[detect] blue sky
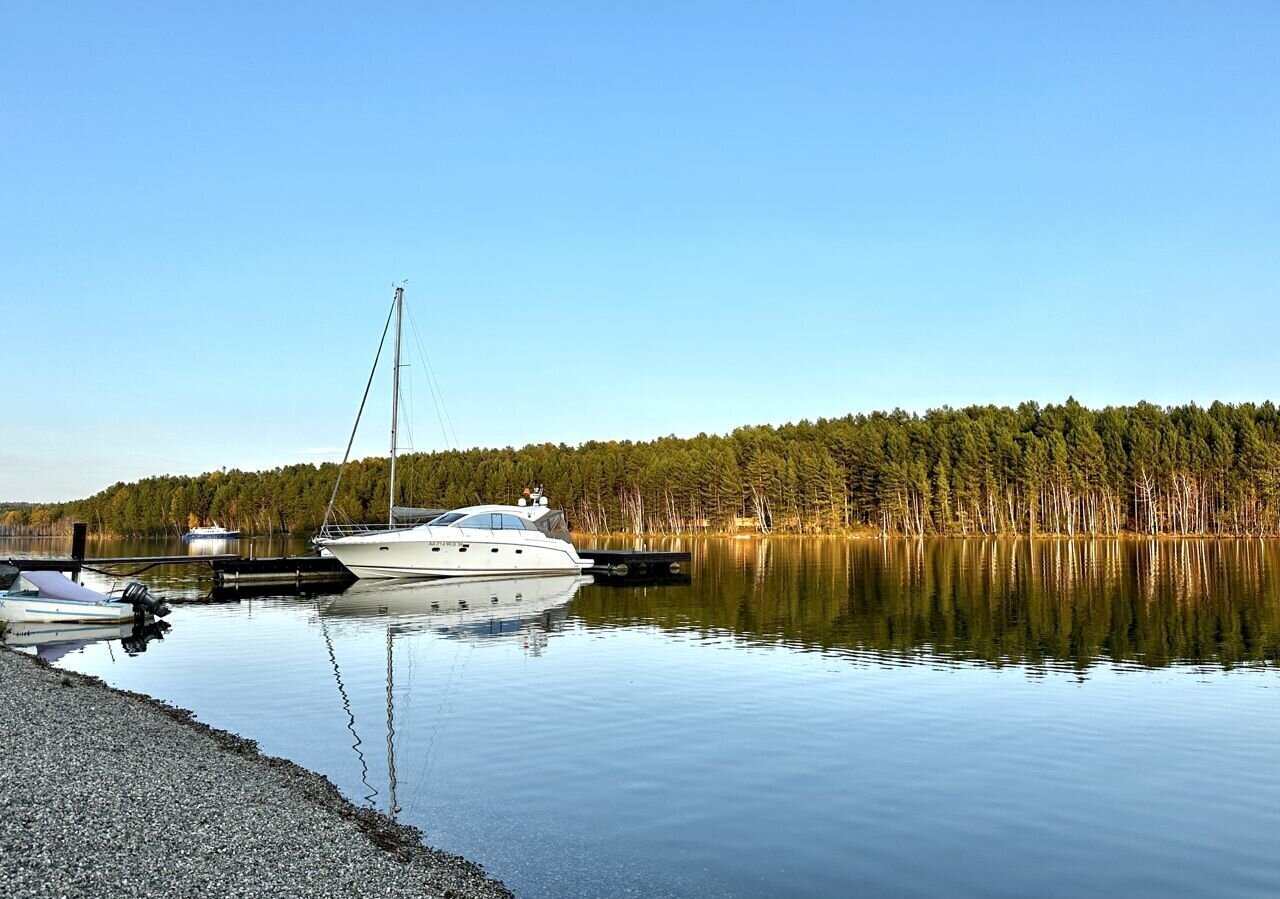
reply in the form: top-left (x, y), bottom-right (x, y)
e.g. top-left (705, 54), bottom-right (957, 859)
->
top-left (2, 2), bottom-right (1277, 502)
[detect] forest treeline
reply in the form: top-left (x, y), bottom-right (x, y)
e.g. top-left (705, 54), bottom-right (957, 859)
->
top-left (6, 399), bottom-right (1280, 538)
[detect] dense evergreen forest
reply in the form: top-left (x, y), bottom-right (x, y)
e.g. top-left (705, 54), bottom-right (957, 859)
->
top-left (6, 399), bottom-right (1280, 538)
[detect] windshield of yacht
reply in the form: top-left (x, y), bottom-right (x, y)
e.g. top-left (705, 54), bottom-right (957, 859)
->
top-left (426, 512), bottom-right (466, 526)
top-left (455, 513), bottom-right (535, 530)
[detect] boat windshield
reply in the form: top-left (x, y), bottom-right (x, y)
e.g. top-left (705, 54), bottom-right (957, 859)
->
top-left (427, 512), bottom-right (466, 526)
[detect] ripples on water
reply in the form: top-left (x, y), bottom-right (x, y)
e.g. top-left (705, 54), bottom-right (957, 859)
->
top-left (5, 536), bottom-right (1280, 898)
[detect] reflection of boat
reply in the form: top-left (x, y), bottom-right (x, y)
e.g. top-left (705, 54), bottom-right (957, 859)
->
top-left (186, 537), bottom-right (238, 556)
top-left (0, 567), bottom-right (171, 624)
top-left (5, 621), bottom-right (134, 649)
top-left (182, 524), bottom-right (240, 541)
top-left (319, 573), bottom-right (590, 818)
top-left (318, 491), bottom-right (592, 579)
top-left (324, 573), bottom-right (591, 633)
top-left (5, 620), bottom-right (172, 662)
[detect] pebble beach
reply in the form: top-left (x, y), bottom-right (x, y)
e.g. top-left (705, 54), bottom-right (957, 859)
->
top-left (0, 647), bottom-right (514, 899)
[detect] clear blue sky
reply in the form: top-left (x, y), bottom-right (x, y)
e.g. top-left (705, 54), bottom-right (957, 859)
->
top-left (2, 2), bottom-right (1277, 502)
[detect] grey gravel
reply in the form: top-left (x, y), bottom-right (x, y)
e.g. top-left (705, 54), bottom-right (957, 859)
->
top-left (0, 647), bottom-right (515, 899)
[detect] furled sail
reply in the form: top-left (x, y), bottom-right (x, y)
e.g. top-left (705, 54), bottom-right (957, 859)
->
top-left (392, 506), bottom-right (448, 522)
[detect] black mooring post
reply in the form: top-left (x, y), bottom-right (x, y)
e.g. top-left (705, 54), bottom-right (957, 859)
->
top-left (71, 523), bottom-right (87, 561)
top-left (71, 522), bottom-right (87, 579)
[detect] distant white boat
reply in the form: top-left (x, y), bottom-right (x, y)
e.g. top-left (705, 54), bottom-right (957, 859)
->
top-left (0, 568), bottom-right (171, 624)
top-left (182, 524), bottom-right (240, 541)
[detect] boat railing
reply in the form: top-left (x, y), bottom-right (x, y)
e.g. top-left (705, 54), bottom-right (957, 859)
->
top-left (317, 522), bottom-right (411, 540)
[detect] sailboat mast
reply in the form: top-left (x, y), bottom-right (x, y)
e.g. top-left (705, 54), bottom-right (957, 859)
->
top-left (388, 286), bottom-right (404, 527)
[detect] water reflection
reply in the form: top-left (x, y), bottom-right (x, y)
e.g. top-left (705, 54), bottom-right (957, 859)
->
top-left (324, 573), bottom-right (591, 646)
top-left (10, 536), bottom-right (1280, 899)
top-left (578, 538), bottom-right (1280, 670)
top-left (185, 537), bottom-right (238, 556)
top-left (7, 535), bottom-right (1280, 671)
top-left (317, 574), bottom-right (592, 816)
top-left (5, 619), bottom-right (171, 662)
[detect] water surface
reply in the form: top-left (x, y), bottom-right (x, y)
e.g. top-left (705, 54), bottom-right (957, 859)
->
top-left (5, 536), bottom-right (1279, 898)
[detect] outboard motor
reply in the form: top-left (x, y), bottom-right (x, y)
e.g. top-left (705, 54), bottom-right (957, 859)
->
top-left (121, 582), bottom-right (172, 619)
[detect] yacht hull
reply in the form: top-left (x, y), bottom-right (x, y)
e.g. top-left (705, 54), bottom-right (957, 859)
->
top-left (0, 595), bottom-right (136, 623)
top-left (317, 527), bottom-right (592, 579)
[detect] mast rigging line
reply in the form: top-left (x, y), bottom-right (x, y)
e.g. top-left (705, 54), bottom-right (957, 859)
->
top-left (321, 295), bottom-right (397, 533)
top-left (404, 303), bottom-right (460, 452)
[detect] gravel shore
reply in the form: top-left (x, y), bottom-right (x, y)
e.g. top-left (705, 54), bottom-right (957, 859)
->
top-left (0, 647), bottom-right (515, 899)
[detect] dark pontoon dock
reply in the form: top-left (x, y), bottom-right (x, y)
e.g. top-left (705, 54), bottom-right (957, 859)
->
top-left (207, 548), bottom-right (690, 586)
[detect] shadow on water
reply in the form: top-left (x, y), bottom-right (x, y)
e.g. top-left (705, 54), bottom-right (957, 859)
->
top-left (575, 537), bottom-right (1280, 671)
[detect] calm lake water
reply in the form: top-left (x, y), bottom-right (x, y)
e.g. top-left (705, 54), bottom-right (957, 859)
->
top-left (5, 535), bottom-right (1280, 898)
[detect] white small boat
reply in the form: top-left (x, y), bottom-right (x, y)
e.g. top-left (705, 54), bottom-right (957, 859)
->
top-left (0, 568), bottom-right (171, 624)
top-left (182, 524), bottom-right (240, 541)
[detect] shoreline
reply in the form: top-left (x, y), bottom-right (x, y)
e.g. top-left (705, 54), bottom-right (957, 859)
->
top-left (10, 530), bottom-right (1280, 542)
top-left (0, 646), bottom-right (514, 899)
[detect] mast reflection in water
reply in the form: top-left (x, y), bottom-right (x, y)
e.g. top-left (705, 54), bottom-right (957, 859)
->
top-left (318, 573), bottom-right (592, 816)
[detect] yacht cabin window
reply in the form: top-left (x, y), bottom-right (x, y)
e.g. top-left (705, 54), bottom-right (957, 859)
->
top-left (457, 514), bottom-right (496, 529)
top-left (438, 512), bottom-right (535, 530)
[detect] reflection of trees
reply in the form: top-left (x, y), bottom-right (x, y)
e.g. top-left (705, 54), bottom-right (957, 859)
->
top-left (573, 538), bottom-right (1280, 670)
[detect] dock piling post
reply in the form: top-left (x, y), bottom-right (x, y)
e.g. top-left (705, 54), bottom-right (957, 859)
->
top-left (71, 522), bottom-right (87, 579)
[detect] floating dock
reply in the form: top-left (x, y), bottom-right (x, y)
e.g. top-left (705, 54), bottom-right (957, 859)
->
top-left (210, 556), bottom-right (350, 586)
top-left (5, 554), bottom-right (241, 575)
top-left (576, 549), bottom-right (689, 577)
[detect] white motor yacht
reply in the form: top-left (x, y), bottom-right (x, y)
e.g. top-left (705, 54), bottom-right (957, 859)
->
top-left (314, 287), bottom-right (590, 579)
top-left (316, 492), bottom-right (592, 579)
